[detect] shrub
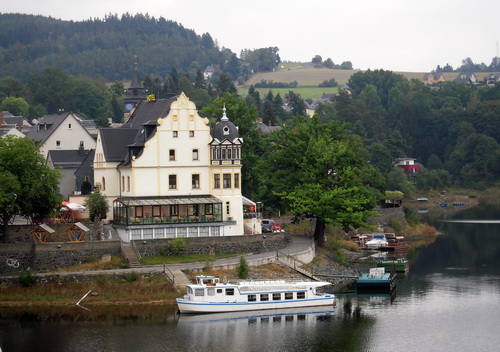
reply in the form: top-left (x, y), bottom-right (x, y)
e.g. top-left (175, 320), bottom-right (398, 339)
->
top-left (169, 238), bottom-right (187, 256)
top-left (84, 256), bottom-right (97, 263)
top-left (123, 271), bottom-right (139, 282)
top-left (404, 207), bottom-right (420, 225)
top-left (389, 219), bottom-right (404, 233)
top-left (237, 256), bottom-right (249, 279)
top-left (19, 269), bottom-right (37, 287)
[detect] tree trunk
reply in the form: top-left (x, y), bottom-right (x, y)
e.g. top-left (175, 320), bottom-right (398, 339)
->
top-left (313, 217), bottom-right (326, 247)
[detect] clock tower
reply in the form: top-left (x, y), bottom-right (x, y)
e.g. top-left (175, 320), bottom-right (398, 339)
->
top-left (124, 57), bottom-right (147, 117)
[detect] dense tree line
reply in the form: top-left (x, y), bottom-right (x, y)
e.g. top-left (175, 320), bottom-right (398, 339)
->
top-left (436, 57), bottom-right (500, 73)
top-left (0, 13), bottom-right (280, 83)
top-left (0, 66), bottom-right (239, 122)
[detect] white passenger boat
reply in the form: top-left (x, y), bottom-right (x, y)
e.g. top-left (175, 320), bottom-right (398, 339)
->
top-left (176, 275), bottom-right (335, 314)
top-left (365, 234), bottom-right (389, 249)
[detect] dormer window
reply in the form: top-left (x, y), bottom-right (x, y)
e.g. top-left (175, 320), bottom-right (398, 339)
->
top-left (223, 126), bottom-right (230, 135)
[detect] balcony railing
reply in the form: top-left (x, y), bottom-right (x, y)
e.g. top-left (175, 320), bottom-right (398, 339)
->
top-left (114, 214), bottom-right (223, 226)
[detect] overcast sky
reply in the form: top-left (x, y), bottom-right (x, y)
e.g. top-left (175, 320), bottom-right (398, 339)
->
top-left (3, 0), bottom-right (499, 72)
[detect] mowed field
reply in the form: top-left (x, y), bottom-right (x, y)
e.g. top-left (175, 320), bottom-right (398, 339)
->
top-left (239, 65), bottom-right (496, 99)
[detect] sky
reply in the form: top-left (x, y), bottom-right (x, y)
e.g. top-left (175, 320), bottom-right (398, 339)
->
top-left (2, 0), bottom-right (499, 72)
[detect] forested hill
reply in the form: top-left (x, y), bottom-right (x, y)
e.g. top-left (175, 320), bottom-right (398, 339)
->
top-left (0, 13), bottom-right (225, 81)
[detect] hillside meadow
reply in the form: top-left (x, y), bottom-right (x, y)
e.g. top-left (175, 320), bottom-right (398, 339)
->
top-left (239, 66), bottom-right (497, 99)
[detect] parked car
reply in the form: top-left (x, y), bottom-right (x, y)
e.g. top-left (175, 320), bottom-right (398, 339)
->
top-left (261, 219), bottom-right (275, 233)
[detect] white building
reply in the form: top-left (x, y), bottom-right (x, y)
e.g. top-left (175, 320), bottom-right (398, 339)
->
top-left (94, 93), bottom-right (255, 242)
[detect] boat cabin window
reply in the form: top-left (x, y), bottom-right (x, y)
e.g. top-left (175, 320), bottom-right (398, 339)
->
top-left (273, 293), bottom-right (281, 301)
top-left (248, 294), bottom-right (257, 302)
top-left (297, 292), bottom-right (306, 299)
top-left (187, 287), bottom-right (193, 295)
top-left (217, 289), bottom-right (223, 294)
top-left (195, 289), bottom-right (205, 296)
top-left (260, 294), bottom-right (269, 301)
top-left (226, 288), bottom-right (235, 296)
top-left (207, 288), bottom-right (215, 296)
top-left (285, 292), bottom-right (293, 300)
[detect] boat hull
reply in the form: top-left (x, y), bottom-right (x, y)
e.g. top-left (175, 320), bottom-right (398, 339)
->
top-left (176, 296), bottom-right (335, 314)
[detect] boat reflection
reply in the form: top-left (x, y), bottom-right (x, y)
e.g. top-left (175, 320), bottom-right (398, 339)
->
top-left (177, 305), bottom-right (335, 325)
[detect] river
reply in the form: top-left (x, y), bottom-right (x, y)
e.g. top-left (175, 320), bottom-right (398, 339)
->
top-left (1, 202), bottom-right (499, 352)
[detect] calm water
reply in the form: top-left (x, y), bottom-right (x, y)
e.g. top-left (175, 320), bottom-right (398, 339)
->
top-left (1, 203), bottom-right (499, 352)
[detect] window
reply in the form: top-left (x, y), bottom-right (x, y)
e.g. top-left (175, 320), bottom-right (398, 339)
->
top-left (121, 176), bottom-right (125, 191)
top-left (192, 174), bottom-right (200, 189)
top-left (170, 205), bottom-right (178, 216)
top-left (189, 130), bottom-right (194, 137)
top-left (169, 149), bottom-right (176, 161)
top-left (68, 123), bottom-right (72, 129)
top-left (127, 176), bottom-right (130, 192)
top-left (227, 148), bottom-right (232, 159)
top-left (173, 131), bottom-right (178, 138)
top-left (79, 141), bottom-right (84, 147)
top-left (193, 149), bottom-right (199, 160)
top-left (248, 294), bottom-right (257, 302)
top-left (56, 141), bottom-right (61, 147)
top-left (221, 149), bottom-right (226, 159)
top-left (195, 289), bottom-right (205, 296)
top-left (135, 206), bottom-right (143, 217)
top-left (234, 173), bottom-right (239, 188)
top-left (169, 175), bottom-right (177, 189)
top-left (207, 288), bottom-right (215, 296)
top-left (223, 174), bottom-right (231, 188)
top-left (297, 292), bottom-right (305, 299)
top-left (226, 201), bottom-right (230, 215)
top-left (214, 174), bottom-right (220, 188)
top-left (152, 206), bottom-right (161, 217)
top-left (226, 288), bottom-right (235, 296)
top-left (273, 293), bottom-right (281, 301)
top-left (260, 294), bottom-right (269, 301)
top-left (285, 292), bottom-right (293, 300)
top-left (205, 204), bottom-right (213, 215)
top-left (102, 177), bottom-right (106, 191)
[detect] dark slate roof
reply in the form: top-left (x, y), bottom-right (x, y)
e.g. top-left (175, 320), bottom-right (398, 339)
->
top-left (47, 149), bottom-right (92, 168)
top-left (26, 111), bottom-right (70, 144)
top-left (455, 72), bottom-right (476, 83)
top-left (1, 116), bottom-right (26, 127)
top-left (257, 122), bottom-right (282, 134)
top-left (124, 97), bottom-right (176, 129)
top-left (130, 68), bottom-right (144, 89)
top-left (211, 107), bottom-right (240, 143)
top-left (100, 128), bottom-right (139, 162)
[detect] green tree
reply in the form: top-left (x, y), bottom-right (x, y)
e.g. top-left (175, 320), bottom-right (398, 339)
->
top-left (312, 55), bottom-right (323, 67)
top-left (84, 192), bottom-right (110, 221)
top-left (0, 136), bottom-right (62, 242)
top-left (0, 96), bottom-right (29, 117)
top-left (237, 256), bottom-right (249, 278)
top-left (215, 73), bottom-right (237, 97)
top-left (386, 167), bottom-right (413, 196)
top-left (263, 116), bottom-right (378, 246)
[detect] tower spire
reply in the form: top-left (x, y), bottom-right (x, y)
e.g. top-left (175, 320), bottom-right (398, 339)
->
top-left (221, 104), bottom-right (229, 121)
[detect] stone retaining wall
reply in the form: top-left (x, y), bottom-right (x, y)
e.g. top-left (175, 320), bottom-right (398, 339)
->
top-left (134, 233), bottom-right (287, 257)
top-left (0, 233), bottom-right (287, 274)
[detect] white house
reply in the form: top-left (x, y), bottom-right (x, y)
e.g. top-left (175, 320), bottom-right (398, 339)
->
top-left (26, 111), bottom-right (96, 158)
top-left (93, 93), bottom-right (254, 242)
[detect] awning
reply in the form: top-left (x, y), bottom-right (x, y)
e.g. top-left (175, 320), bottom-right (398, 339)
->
top-left (62, 201), bottom-right (86, 210)
top-left (242, 196), bottom-right (256, 206)
top-left (114, 195), bottom-right (222, 207)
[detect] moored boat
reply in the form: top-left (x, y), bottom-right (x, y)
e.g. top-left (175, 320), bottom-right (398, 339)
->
top-left (376, 258), bottom-right (409, 273)
top-left (356, 267), bottom-right (396, 294)
top-left (176, 275), bottom-right (335, 314)
top-left (364, 234), bottom-right (389, 250)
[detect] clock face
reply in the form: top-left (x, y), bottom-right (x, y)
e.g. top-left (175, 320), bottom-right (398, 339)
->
top-left (125, 103), bottom-right (133, 111)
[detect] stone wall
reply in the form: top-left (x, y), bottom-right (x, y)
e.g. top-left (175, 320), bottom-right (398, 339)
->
top-left (0, 241), bottom-right (121, 274)
top-left (0, 233), bottom-right (287, 274)
top-left (134, 233), bottom-right (287, 257)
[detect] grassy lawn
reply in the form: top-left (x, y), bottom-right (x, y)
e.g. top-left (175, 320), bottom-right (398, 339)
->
top-left (141, 253), bottom-right (243, 265)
